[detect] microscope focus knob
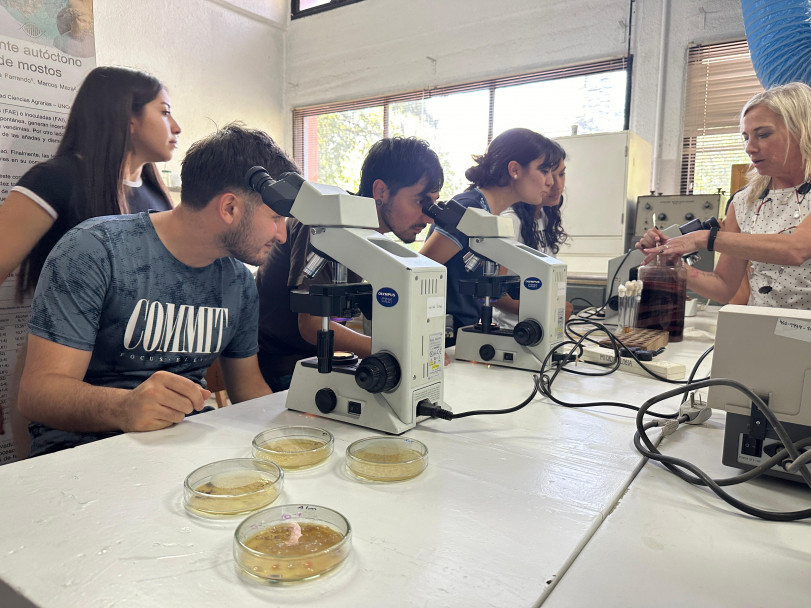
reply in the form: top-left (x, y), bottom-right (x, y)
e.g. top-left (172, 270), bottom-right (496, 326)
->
top-left (356, 353), bottom-right (400, 393)
top-left (479, 344), bottom-right (496, 361)
top-left (314, 388), bottom-right (337, 413)
top-left (513, 319), bottom-right (543, 347)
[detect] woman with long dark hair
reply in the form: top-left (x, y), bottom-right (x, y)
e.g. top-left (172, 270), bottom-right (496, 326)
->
top-left (421, 127), bottom-right (565, 342)
top-left (494, 155), bottom-right (569, 328)
top-left (0, 66), bottom-right (181, 301)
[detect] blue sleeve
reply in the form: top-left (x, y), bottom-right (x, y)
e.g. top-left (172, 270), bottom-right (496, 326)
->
top-left (432, 224), bottom-right (466, 250)
top-left (28, 228), bottom-right (111, 351)
top-left (431, 192), bottom-right (488, 250)
top-left (221, 263), bottom-right (260, 359)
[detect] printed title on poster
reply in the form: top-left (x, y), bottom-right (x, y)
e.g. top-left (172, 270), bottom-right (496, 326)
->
top-left (0, 38), bottom-right (82, 82)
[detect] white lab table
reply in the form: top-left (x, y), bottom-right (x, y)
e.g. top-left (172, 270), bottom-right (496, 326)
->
top-left (543, 409), bottom-right (811, 607)
top-left (0, 357), bottom-right (652, 608)
top-left (542, 306), bottom-right (811, 606)
top-left (5, 306), bottom-right (795, 608)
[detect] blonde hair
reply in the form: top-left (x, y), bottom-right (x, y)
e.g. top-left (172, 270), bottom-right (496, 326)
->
top-left (739, 81), bottom-right (811, 206)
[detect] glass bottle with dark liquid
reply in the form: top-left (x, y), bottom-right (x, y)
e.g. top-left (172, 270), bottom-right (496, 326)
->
top-left (637, 254), bottom-right (687, 342)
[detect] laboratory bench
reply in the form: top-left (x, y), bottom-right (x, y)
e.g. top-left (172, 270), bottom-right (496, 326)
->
top-left (1, 308), bottom-right (808, 607)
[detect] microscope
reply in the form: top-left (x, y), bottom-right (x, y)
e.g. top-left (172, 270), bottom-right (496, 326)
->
top-left (248, 168), bottom-right (448, 435)
top-left (422, 199), bottom-right (567, 371)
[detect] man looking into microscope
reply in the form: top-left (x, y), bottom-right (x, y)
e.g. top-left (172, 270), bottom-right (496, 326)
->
top-left (255, 137), bottom-right (444, 391)
top-left (17, 124), bottom-right (297, 456)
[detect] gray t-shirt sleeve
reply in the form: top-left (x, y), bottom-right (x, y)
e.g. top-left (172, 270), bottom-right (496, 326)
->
top-left (29, 227), bottom-right (111, 351)
top-left (220, 262), bottom-right (260, 359)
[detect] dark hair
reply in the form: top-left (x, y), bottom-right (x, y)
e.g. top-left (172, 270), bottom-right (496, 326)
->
top-left (357, 137), bottom-right (444, 198)
top-left (180, 122), bottom-right (299, 209)
top-left (465, 128), bottom-right (565, 188)
top-left (512, 196), bottom-right (568, 254)
top-left (467, 128), bottom-right (567, 253)
top-left (16, 66), bottom-right (170, 300)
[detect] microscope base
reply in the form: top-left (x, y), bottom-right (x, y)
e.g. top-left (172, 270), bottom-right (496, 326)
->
top-left (285, 358), bottom-right (443, 435)
top-left (454, 326), bottom-right (546, 371)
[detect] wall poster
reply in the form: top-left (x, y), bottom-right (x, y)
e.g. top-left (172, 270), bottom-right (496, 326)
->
top-left (0, 0), bottom-right (95, 463)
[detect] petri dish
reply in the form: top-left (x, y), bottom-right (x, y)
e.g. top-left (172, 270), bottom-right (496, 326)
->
top-left (234, 504), bottom-right (352, 583)
top-left (345, 436), bottom-right (428, 482)
top-left (184, 458), bottom-right (283, 517)
top-left (252, 426), bottom-right (334, 470)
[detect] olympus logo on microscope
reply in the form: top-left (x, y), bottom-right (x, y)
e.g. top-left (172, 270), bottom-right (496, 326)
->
top-left (376, 287), bottom-right (399, 307)
top-left (524, 277), bottom-right (543, 290)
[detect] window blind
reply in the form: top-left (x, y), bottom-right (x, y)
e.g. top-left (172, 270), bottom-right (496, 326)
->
top-left (292, 57), bottom-right (629, 170)
top-left (681, 40), bottom-right (762, 194)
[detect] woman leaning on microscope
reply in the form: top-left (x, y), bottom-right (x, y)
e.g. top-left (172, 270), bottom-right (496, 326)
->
top-left (636, 81), bottom-right (811, 310)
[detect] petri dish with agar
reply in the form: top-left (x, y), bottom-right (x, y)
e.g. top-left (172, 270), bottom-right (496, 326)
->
top-left (346, 436), bottom-right (428, 482)
top-left (234, 504), bottom-right (352, 583)
top-left (252, 426), bottom-right (334, 470)
top-left (184, 458), bottom-right (283, 517)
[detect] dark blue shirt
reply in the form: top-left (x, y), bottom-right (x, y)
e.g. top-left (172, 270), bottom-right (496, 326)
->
top-left (426, 188), bottom-right (491, 329)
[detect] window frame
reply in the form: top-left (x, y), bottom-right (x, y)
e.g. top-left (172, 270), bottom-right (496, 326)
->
top-left (292, 57), bottom-right (629, 172)
top-left (291, 0), bottom-right (365, 20)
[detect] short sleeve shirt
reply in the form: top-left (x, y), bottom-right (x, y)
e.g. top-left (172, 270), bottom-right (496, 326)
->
top-left (426, 188), bottom-right (491, 328)
top-left (30, 212), bottom-right (259, 390)
top-left (734, 186), bottom-right (811, 309)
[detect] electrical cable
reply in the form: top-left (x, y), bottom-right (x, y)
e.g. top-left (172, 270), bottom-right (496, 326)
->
top-left (569, 296), bottom-right (595, 311)
top-left (576, 249), bottom-right (637, 321)
top-left (636, 379), bottom-right (811, 486)
top-left (633, 378), bottom-right (811, 521)
top-left (416, 382), bottom-right (539, 420)
top-left (785, 444), bottom-right (811, 473)
top-left (562, 318), bottom-right (709, 384)
top-left (687, 345), bottom-right (713, 383)
top-left (529, 320), bottom-right (681, 419)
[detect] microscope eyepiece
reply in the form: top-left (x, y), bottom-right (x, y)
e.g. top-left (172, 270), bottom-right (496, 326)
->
top-left (246, 166), bottom-right (273, 193)
top-left (245, 167), bottom-right (304, 217)
top-left (421, 199), bottom-right (466, 231)
top-left (679, 215), bottom-right (720, 235)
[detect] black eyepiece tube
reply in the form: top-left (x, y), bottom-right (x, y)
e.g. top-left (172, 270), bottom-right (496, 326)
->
top-left (246, 166), bottom-right (274, 193)
top-left (421, 198), bottom-right (467, 231)
top-left (679, 215), bottom-right (720, 235)
top-left (245, 166), bottom-right (304, 217)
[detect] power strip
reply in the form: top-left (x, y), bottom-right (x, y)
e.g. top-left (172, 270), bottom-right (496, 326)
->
top-left (580, 346), bottom-right (686, 380)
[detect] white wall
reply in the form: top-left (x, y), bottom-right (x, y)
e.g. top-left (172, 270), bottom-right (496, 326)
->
top-left (94, 0), bottom-right (289, 179)
top-left (286, 0), bottom-right (746, 195)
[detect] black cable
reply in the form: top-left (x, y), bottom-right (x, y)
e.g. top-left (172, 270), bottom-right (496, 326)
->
top-left (417, 383), bottom-right (539, 420)
top-left (531, 321), bottom-right (680, 419)
top-left (563, 318), bottom-right (708, 385)
top-left (569, 296), bottom-right (595, 310)
top-left (634, 430), bottom-right (811, 521)
top-left (633, 378), bottom-right (811, 521)
top-left (687, 344), bottom-right (713, 384)
top-left (534, 374), bottom-right (677, 419)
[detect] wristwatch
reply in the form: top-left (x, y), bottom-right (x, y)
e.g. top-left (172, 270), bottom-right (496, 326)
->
top-left (706, 226), bottom-right (720, 251)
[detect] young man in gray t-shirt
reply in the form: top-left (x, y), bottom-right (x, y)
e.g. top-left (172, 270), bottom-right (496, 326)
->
top-left (18, 124), bottom-right (297, 456)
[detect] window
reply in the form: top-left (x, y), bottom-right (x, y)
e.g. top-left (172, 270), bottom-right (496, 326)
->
top-left (292, 0), bottom-right (364, 19)
top-left (681, 40), bottom-right (763, 197)
top-left (293, 58), bottom-right (629, 204)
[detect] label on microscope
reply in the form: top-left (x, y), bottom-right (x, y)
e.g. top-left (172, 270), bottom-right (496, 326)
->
top-left (376, 287), bottom-right (399, 307)
top-left (524, 277), bottom-right (542, 290)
